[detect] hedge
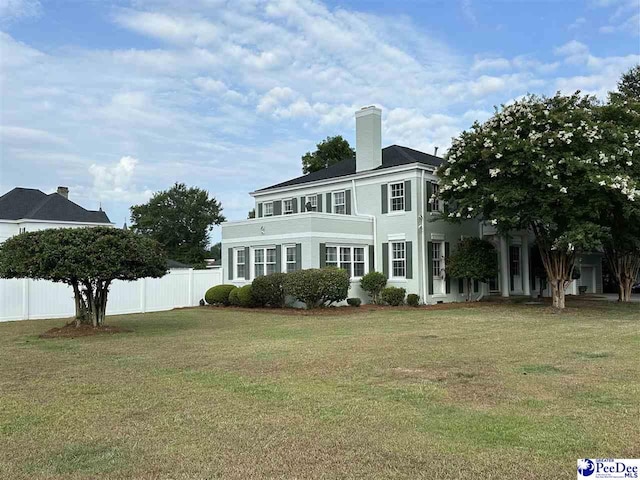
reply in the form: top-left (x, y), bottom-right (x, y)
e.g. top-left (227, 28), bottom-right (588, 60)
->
top-left (406, 293), bottom-right (420, 307)
top-left (205, 284), bottom-right (237, 306)
top-left (347, 297), bottom-right (361, 307)
top-left (237, 284), bottom-right (255, 307)
top-left (228, 288), bottom-right (240, 306)
top-left (284, 268), bottom-right (350, 309)
top-left (360, 271), bottom-right (387, 304)
top-left (381, 286), bottom-right (406, 306)
top-left (252, 273), bottom-right (287, 307)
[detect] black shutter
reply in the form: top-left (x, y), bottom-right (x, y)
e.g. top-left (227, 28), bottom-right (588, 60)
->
top-left (292, 198), bottom-right (298, 214)
top-left (326, 193), bottom-right (332, 213)
top-left (345, 189), bottom-right (351, 215)
top-left (275, 245), bottom-right (282, 274)
top-left (295, 244), bottom-right (302, 271)
top-left (258, 203), bottom-right (263, 218)
top-left (369, 245), bottom-right (375, 273)
top-left (300, 196), bottom-right (306, 212)
top-left (228, 247), bottom-right (233, 280)
top-left (458, 278), bottom-right (464, 293)
top-left (274, 200), bottom-right (282, 216)
top-left (244, 247), bottom-right (250, 279)
top-left (427, 242), bottom-right (434, 295)
top-left (381, 184), bottom-right (388, 214)
top-left (445, 242), bottom-right (451, 294)
top-left (382, 242), bottom-right (389, 278)
top-left (319, 243), bottom-right (326, 268)
top-left (317, 194), bottom-right (323, 212)
top-left (426, 182), bottom-right (433, 212)
top-left (406, 241), bottom-right (413, 279)
top-left (404, 180), bottom-right (412, 211)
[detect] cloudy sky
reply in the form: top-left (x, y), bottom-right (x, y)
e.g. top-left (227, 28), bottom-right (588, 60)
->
top-left (1, 0), bottom-right (638, 242)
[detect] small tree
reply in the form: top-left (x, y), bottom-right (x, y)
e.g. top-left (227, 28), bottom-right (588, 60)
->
top-left (0, 227), bottom-right (168, 327)
top-left (446, 238), bottom-right (498, 301)
top-left (360, 271), bottom-right (387, 304)
top-left (302, 135), bottom-right (355, 174)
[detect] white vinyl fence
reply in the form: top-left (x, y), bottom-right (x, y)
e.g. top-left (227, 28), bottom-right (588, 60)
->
top-left (0, 269), bottom-right (223, 322)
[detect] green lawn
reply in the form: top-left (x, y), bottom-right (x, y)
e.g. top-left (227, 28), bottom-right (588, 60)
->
top-left (1, 301), bottom-right (638, 479)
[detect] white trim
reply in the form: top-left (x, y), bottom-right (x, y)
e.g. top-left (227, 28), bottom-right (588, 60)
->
top-left (225, 232), bottom-right (373, 243)
top-left (430, 233), bottom-right (445, 241)
top-left (332, 189), bottom-right (346, 215)
top-left (283, 243), bottom-right (297, 273)
top-left (390, 240), bottom-right (407, 279)
top-left (250, 163), bottom-right (437, 197)
top-left (0, 219), bottom-right (114, 226)
top-left (223, 211), bottom-right (373, 227)
top-left (388, 181), bottom-right (405, 212)
top-left (387, 233), bottom-right (406, 241)
top-left (263, 201), bottom-right (274, 217)
top-left (282, 198), bottom-right (294, 215)
top-left (385, 211), bottom-right (406, 217)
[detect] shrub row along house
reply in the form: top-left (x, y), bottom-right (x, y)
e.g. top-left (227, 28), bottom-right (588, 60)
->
top-left (221, 106), bottom-right (602, 304)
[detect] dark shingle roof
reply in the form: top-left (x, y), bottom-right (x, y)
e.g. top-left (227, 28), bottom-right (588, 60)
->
top-left (0, 188), bottom-right (111, 223)
top-left (256, 145), bottom-right (442, 192)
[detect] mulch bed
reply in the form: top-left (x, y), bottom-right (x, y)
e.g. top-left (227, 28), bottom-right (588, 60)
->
top-left (39, 324), bottom-right (132, 338)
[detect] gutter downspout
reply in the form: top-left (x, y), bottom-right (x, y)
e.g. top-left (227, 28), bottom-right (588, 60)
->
top-left (351, 179), bottom-right (377, 270)
top-left (420, 170), bottom-right (427, 304)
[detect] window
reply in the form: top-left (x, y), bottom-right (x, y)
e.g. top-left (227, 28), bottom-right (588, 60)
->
top-left (305, 195), bottom-right (317, 212)
top-left (254, 247), bottom-right (276, 277)
top-left (236, 249), bottom-right (246, 278)
top-left (285, 245), bottom-right (297, 273)
top-left (19, 227), bottom-right (26, 234)
top-left (510, 246), bottom-right (520, 276)
top-left (431, 183), bottom-right (441, 212)
top-left (390, 182), bottom-right (405, 211)
top-left (333, 191), bottom-right (346, 214)
top-left (432, 242), bottom-right (442, 278)
top-left (325, 245), bottom-right (366, 278)
top-left (391, 241), bottom-right (406, 278)
top-left (263, 202), bottom-right (273, 217)
top-left (283, 199), bottom-right (293, 215)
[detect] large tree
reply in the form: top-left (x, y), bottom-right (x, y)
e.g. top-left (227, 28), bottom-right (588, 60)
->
top-left (598, 66), bottom-right (640, 301)
top-left (437, 92), bottom-right (632, 309)
top-left (0, 227), bottom-right (167, 327)
top-left (302, 135), bottom-right (355, 174)
top-left (446, 238), bottom-right (499, 301)
top-left (130, 183), bottom-right (225, 265)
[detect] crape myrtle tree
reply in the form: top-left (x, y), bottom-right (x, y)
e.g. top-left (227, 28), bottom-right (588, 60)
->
top-left (0, 227), bottom-right (168, 327)
top-left (597, 66), bottom-right (640, 301)
top-left (446, 238), bottom-right (499, 301)
top-left (436, 92), bottom-right (638, 309)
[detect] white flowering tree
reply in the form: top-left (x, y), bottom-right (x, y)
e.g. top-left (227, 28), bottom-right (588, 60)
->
top-left (437, 92), bottom-right (639, 309)
top-left (598, 66), bottom-right (640, 301)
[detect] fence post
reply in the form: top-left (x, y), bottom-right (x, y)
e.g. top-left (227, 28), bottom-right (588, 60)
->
top-left (22, 278), bottom-right (30, 320)
top-left (140, 278), bottom-right (147, 313)
top-left (188, 269), bottom-right (194, 306)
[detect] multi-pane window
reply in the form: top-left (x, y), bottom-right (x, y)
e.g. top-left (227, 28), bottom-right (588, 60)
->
top-left (391, 242), bottom-right (406, 278)
top-left (333, 191), bottom-right (346, 214)
top-left (263, 202), bottom-right (273, 217)
top-left (285, 245), bottom-right (297, 273)
top-left (283, 199), bottom-right (293, 215)
top-left (432, 242), bottom-right (442, 277)
top-left (254, 247), bottom-right (276, 277)
top-left (325, 245), bottom-right (366, 278)
top-left (510, 246), bottom-right (520, 276)
top-left (431, 183), bottom-right (441, 212)
top-left (236, 249), bottom-right (245, 278)
top-left (305, 195), bottom-right (317, 212)
top-left (390, 182), bottom-right (405, 211)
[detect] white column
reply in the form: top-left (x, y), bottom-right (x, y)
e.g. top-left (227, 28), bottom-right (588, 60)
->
top-left (522, 235), bottom-right (531, 296)
top-left (500, 236), bottom-right (510, 297)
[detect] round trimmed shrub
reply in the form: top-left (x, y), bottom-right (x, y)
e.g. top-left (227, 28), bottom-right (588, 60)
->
top-left (284, 268), bottom-right (350, 309)
top-left (228, 288), bottom-right (240, 306)
top-left (406, 293), bottom-right (420, 307)
top-left (237, 284), bottom-right (255, 308)
top-left (347, 297), bottom-right (361, 307)
top-left (205, 284), bottom-right (237, 306)
top-left (360, 271), bottom-right (387, 304)
top-left (381, 286), bottom-right (406, 306)
top-left (252, 273), bottom-right (287, 307)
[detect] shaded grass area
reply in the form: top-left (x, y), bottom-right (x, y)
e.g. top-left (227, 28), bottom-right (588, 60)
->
top-left (0, 301), bottom-right (638, 479)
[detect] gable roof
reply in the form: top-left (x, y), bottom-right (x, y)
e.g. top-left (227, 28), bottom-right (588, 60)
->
top-left (0, 188), bottom-right (111, 224)
top-left (255, 145), bottom-right (442, 192)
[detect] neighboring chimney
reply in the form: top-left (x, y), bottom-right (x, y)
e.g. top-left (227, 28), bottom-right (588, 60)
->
top-left (434, 146), bottom-right (439, 156)
top-left (57, 186), bottom-right (69, 199)
top-left (355, 106), bottom-right (382, 172)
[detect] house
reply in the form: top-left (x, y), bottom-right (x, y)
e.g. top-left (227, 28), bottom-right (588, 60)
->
top-left (221, 106), bottom-right (602, 303)
top-left (0, 187), bottom-right (113, 241)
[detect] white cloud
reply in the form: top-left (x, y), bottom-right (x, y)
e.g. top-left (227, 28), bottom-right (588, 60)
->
top-left (0, 126), bottom-right (69, 146)
top-left (88, 156), bottom-right (152, 203)
top-left (554, 40), bottom-right (589, 57)
top-left (471, 56), bottom-right (511, 72)
top-left (0, 0), bottom-right (40, 23)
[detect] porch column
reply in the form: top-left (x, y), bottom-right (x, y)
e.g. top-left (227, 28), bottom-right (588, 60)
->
top-left (522, 235), bottom-right (531, 296)
top-left (500, 236), bottom-right (510, 297)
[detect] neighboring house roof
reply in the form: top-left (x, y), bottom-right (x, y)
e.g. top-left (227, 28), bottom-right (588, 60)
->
top-left (167, 259), bottom-right (192, 269)
top-left (0, 187), bottom-right (111, 223)
top-left (256, 145), bottom-right (443, 192)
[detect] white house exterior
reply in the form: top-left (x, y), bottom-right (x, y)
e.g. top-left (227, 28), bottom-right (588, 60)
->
top-left (221, 106), bottom-right (602, 304)
top-left (0, 187), bottom-right (113, 241)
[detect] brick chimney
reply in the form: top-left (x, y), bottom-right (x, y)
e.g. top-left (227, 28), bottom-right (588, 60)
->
top-left (57, 186), bottom-right (69, 199)
top-left (355, 106), bottom-right (382, 173)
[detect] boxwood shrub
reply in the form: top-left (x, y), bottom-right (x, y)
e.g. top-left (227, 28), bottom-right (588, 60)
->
top-left (406, 293), bottom-right (420, 307)
top-left (381, 286), bottom-right (406, 306)
top-left (228, 288), bottom-right (240, 306)
top-left (347, 297), bottom-right (361, 307)
top-left (237, 284), bottom-right (255, 308)
top-left (252, 273), bottom-right (287, 307)
top-left (360, 271), bottom-right (387, 304)
top-left (284, 268), bottom-right (350, 309)
top-left (205, 284), bottom-right (237, 306)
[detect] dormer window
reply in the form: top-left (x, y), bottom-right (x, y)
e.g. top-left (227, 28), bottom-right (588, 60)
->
top-left (264, 202), bottom-right (273, 217)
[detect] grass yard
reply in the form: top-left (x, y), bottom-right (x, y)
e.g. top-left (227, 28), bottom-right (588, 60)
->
top-left (1, 301), bottom-right (638, 479)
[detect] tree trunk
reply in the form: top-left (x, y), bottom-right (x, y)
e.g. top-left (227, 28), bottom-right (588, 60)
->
top-left (466, 278), bottom-right (472, 302)
top-left (71, 281), bottom-right (90, 326)
top-left (605, 247), bottom-right (639, 303)
top-left (531, 225), bottom-right (574, 310)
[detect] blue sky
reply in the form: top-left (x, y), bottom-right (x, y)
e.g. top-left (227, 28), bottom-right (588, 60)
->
top-left (1, 0), bottom-right (638, 243)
